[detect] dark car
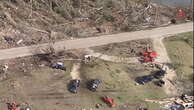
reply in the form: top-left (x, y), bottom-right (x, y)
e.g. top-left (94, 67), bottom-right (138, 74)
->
top-left (87, 79), bottom-right (101, 92)
top-left (68, 79), bottom-right (80, 93)
top-left (152, 70), bottom-right (166, 79)
top-left (154, 80), bottom-right (165, 87)
top-left (135, 75), bottom-right (154, 85)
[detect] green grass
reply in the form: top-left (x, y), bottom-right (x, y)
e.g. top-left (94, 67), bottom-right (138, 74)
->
top-left (164, 32), bottom-right (193, 94)
top-left (164, 32), bottom-right (193, 81)
top-left (165, 32), bottom-right (193, 47)
top-left (80, 59), bottom-right (167, 109)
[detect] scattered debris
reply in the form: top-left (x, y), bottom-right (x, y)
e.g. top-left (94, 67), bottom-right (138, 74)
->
top-left (96, 103), bottom-right (102, 109)
top-left (0, 64), bottom-right (8, 74)
top-left (176, 9), bottom-right (186, 18)
top-left (16, 39), bottom-right (23, 45)
top-left (3, 64), bottom-right (9, 72)
top-left (3, 36), bottom-right (15, 44)
top-left (180, 94), bottom-right (193, 103)
top-left (84, 55), bottom-right (92, 63)
top-left (6, 102), bottom-right (20, 110)
top-left (145, 94), bottom-right (194, 110)
top-left (0, 64), bottom-right (9, 80)
top-left (102, 96), bottom-right (116, 107)
top-left (92, 39), bottom-right (153, 57)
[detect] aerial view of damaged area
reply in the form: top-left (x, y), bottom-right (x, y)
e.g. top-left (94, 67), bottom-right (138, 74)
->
top-left (0, 0), bottom-right (193, 110)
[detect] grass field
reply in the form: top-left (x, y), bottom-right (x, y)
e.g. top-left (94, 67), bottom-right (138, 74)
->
top-left (164, 32), bottom-right (193, 95)
top-left (1, 44), bottom-right (177, 110)
top-left (80, 59), bottom-right (167, 110)
top-left (0, 58), bottom-right (166, 110)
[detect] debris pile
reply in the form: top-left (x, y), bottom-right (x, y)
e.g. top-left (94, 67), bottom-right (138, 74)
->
top-left (146, 95), bottom-right (194, 110)
top-left (164, 95), bottom-right (194, 110)
top-left (6, 102), bottom-right (32, 110)
top-left (92, 39), bottom-right (153, 57)
top-left (0, 0), bottom-right (192, 49)
top-left (102, 96), bottom-right (116, 107)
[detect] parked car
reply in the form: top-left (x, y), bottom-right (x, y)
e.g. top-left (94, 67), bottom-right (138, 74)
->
top-left (51, 62), bottom-right (66, 71)
top-left (135, 75), bottom-right (154, 85)
top-left (68, 79), bottom-right (80, 93)
top-left (87, 79), bottom-right (101, 92)
top-left (152, 70), bottom-right (166, 79)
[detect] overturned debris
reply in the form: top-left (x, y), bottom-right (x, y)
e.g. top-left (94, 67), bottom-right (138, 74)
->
top-left (102, 96), bottom-right (116, 107)
top-left (145, 95), bottom-right (194, 110)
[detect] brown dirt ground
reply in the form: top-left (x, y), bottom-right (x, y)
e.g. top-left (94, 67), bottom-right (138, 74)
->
top-left (91, 39), bottom-right (153, 57)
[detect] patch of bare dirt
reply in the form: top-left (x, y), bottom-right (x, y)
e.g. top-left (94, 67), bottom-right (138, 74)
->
top-left (153, 38), bottom-right (171, 63)
top-left (70, 63), bottom-right (81, 79)
top-left (85, 48), bottom-right (139, 64)
top-left (162, 65), bottom-right (178, 96)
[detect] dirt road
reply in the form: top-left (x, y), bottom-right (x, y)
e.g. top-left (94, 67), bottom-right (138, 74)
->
top-left (0, 22), bottom-right (192, 60)
top-left (85, 49), bottom-right (139, 63)
top-left (153, 38), bottom-right (178, 96)
top-left (70, 63), bottom-right (81, 80)
top-left (153, 37), bottom-right (171, 63)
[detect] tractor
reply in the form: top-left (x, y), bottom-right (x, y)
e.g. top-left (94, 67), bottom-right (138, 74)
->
top-left (140, 50), bottom-right (157, 63)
